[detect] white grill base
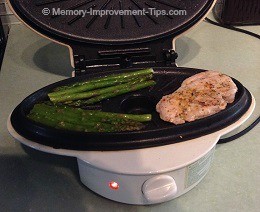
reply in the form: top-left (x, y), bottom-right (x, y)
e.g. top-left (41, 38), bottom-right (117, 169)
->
top-left (78, 147), bottom-right (215, 205)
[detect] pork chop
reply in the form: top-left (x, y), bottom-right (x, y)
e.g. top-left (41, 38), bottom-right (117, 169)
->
top-left (156, 71), bottom-right (238, 125)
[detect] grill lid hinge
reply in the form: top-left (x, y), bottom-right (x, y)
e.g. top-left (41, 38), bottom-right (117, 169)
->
top-left (73, 42), bottom-right (178, 76)
top-left (163, 50), bottom-right (178, 66)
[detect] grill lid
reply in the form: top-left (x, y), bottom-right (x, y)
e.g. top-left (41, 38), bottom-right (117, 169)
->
top-left (9, 0), bottom-right (215, 44)
top-left (8, 0), bottom-right (215, 73)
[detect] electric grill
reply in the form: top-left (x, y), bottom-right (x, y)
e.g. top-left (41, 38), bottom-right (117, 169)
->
top-left (7, 0), bottom-right (255, 205)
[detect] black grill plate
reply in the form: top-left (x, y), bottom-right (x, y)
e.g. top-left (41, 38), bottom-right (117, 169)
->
top-left (10, 67), bottom-right (252, 151)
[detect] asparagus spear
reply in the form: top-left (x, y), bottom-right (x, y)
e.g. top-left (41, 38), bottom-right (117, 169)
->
top-left (84, 80), bottom-right (156, 105)
top-left (30, 103), bottom-right (148, 128)
top-left (28, 111), bottom-right (144, 132)
top-left (53, 68), bottom-right (154, 92)
top-left (33, 103), bottom-right (152, 122)
top-left (28, 113), bottom-right (106, 132)
top-left (49, 77), bottom-right (152, 103)
top-left (53, 103), bottom-right (152, 122)
top-left (31, 104), bottom-right (145, 127)
top-left (49, 75), bottom-right (147, 98)
top-left (28, 113), bottom-right (87, 132)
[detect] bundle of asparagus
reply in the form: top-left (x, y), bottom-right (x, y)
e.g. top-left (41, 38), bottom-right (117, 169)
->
top-left (48, 68), bottom-right (155, 106)
top-left (27, 103), bottom-right (152, 132)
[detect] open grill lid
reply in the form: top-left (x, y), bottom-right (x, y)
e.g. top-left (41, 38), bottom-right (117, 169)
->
top-left (9, 0), bottom-right (215, 45)
top-left (8, 0), bottom-right (216, 73)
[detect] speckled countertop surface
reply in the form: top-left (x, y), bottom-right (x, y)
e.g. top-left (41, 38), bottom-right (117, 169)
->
top-left (0, 18), bottom-right (259, 212)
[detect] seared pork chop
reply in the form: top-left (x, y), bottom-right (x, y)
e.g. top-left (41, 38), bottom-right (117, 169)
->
top-left (156, 71), bottom-right (238, 125)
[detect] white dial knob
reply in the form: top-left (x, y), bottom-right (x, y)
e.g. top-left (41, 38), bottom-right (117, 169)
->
top-left (142, 175), bottom-right (178, 204)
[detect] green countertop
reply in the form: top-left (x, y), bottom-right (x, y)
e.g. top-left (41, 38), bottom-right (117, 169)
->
top-left (0, 19), bottom-right (259, 212)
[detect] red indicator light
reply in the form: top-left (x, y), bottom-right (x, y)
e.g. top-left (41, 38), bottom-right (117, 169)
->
top-left (109, 181), bottom-right (119, 190)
